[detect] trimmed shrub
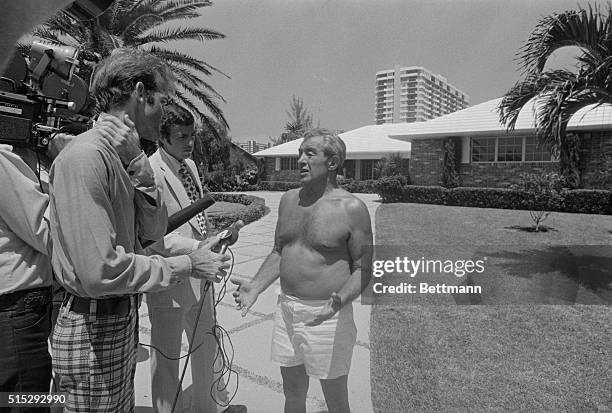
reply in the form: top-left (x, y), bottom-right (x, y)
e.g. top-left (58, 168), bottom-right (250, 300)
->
top-left (562, 189), bottom-right (612, 214)
top-left (376, 183), bottom-right (612, 215)
top-left (375, 175), bottom-right (408, 202)
top-left (208, 193), bottom-right (266, 229)
top-left (402, 185), bottom-right (448, 205)
top-left (254, 179), bottom-right (382, 193)
top-left (258, 181), bottom-right (302, 191)
top-left (446, 187), bottom-right (525, 209)
top-left (340, 178), bottom-right (379, 194)
top-left (203, 170), bottom-right (240, 192)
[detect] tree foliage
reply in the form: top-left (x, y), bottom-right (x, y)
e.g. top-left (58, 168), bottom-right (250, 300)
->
top-left (275, 95), bottom-right (315, 145)
top-left (498, 3), bottom-right (612, 188)
top-left (33, 0), bottom-right (228, 136)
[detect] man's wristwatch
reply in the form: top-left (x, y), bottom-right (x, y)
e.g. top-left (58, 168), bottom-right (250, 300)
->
top-left (331, 293), bottom-right (342, 312)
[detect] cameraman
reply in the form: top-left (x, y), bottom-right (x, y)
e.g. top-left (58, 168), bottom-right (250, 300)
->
top-left (48, 48), bottom-right (230, 412)
top-left (0, 142), bottom-right (54, 407)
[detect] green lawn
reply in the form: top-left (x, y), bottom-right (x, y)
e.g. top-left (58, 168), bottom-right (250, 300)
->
top-left (371, 203), bottom-right (612, 413)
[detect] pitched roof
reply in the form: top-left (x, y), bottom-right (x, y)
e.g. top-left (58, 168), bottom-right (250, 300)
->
top-left (253, 97), bottom-right (612, 157)
top-left (388, 97), bottom-right (612, 140)
top-left (253, 126), bottom-right (412, 158)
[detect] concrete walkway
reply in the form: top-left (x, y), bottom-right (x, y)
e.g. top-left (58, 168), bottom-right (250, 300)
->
top-left (135, 191), bottom-right (380, 413)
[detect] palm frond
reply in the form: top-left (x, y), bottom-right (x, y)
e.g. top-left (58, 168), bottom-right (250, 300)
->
top-left (176, 77), bottom-right (228, 128)
top-left (156, 0), bottom-right (212, 14)
top-left (135, 27), bottom-right (225, 45)
top-left (30, 28), bottom-right (62, 45)
top-left (158, 1), bottom-right (212, 20)
top-left (40, 14), bottom-right (86, 44)
top-left (169, 63), bottom-right (225, 100)
top-left (175, 89), bottom-right (223, 141)
top-left (519, 4), bottom-right (608, 73)
top-left (499, 70), bottom-right (578, 130)
top-left (149, 46), bottom-right (227, 77)
top-left (119, 11), bottom-right (165, 41)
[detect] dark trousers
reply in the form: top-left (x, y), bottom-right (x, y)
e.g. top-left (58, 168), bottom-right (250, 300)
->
top-left (0, 287), bottom-right (52, 413)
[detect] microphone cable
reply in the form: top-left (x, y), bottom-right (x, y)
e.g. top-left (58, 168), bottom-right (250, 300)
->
top-left (155, 246), bottom-right (238, 413)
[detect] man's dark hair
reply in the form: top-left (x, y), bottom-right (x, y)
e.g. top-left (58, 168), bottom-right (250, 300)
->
top-left (91, 47), bottom-right (175, 113)
top-left (159, 103), bottom-right (195, 142)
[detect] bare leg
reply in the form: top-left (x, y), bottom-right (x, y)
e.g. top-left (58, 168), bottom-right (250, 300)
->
top-left (320, 375), bottom-right (350, 413)
top-left (280, 365), bottom-right (309, 413)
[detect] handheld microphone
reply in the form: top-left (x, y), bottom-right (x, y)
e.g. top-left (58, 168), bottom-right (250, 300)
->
top-left (141, 193), bottom-right (215, 248)
top-left (215, 220), bottom-right (244, 254)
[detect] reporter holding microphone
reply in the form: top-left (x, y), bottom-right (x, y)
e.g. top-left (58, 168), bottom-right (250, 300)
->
top-left (146, 103), bottom-right (246, 413)
top-left (48, 49), bottom-right (230, 413)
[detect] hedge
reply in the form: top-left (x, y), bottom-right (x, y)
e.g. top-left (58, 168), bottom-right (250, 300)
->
top-left (339, 178), bottom-right (380, 194)
top-left (208, 193), bottom-right (266, 229)
top-left (257, 181), bottom-right (302, 191)
top-left (561, 189), bottom-right (612, 215)
top-left (376, 184), bottom-right (612, 215)
top-left (231, 179), bottom-right (384, 193)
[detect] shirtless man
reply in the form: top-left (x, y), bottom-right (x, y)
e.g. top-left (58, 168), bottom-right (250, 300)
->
top-left (232, 129), bottom-right (373, 413)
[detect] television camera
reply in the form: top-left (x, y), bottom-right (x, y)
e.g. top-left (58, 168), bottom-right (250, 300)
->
top-left (0, 0), bottom-right (112, 151)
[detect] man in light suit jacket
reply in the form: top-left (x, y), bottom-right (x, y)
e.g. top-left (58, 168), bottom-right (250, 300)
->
top-left (147, 104), bottom-right (246, 413)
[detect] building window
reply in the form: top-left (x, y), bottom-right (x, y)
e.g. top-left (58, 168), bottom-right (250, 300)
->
top-left (524, 136), bottom-right (553, 161)
top-left (343, 160), bottom-right (355, 179)
top-left (471, 136), bottom-right (555, 163)
top-left (280, 157), bottom-right (298, 170)
top-left (497, 136), bottom-right (522, 162)
top-left (360, 160), bottom-right (374, 180)
top-left (471, 137), bottom-right (495, 162)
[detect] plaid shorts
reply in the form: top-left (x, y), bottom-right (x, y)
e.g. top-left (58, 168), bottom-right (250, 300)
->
top-left (51, 295), bottom-right (138, 413)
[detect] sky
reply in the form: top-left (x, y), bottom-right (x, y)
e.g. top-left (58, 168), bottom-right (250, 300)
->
top-left (178, 0), bottom-right (608, 143)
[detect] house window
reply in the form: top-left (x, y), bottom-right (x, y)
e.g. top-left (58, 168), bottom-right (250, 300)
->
top-left (524, 136), bottom-right (553, 161)
top-left (360, 160), bottom-right (374, 180)
top-left (497, 136), bottom-right (522, 162)
top-left (470, 136), bottom-right (556, 163)
top-left (280, 157), bottom-right (298, 170)
top-left (471, 137), bottom-right (495, 162)
top-left (343, 160), bottom-right (355, 179)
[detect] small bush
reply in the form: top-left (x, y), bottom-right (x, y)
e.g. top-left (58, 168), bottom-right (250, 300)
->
top-left (510, 173), bottom-right (568, 230)
top-left (208, 193), bottom-right (266, 229)
top-left (203, 170), bottom-right (241, 192)
top-left (375, 175), bottom-right (408, 202)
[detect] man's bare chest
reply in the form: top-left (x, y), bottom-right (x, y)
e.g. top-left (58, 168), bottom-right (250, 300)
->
top-left (279, 203), bottom-right (349, 251)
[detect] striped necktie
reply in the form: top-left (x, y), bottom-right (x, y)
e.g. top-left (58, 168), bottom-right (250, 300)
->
top-left (178, 161), bottom-right (207, 237)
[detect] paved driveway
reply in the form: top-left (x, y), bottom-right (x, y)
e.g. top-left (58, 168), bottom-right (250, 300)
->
top-left (135, 191), bottom-right (380, 413)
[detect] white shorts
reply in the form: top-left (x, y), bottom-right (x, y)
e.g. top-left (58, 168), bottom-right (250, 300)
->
top-left (271, 293), bottom-right (357, 379)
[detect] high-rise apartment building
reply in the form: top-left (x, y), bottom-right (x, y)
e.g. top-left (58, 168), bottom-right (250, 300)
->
top-left (237, 139), bottom-right (271, 154)
top-left (375, 66), bottom-right (470, 124)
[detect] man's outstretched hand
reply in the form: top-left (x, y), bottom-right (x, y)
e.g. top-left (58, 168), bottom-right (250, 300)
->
top-left (231, 277), bottom-right (258, 317)
top-left (305, 292), bottom-right (341, 326)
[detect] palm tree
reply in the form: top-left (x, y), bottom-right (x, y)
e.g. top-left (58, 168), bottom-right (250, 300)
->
top-left (498, 3), bottom-right (612, 188)
top-left (32, 0), bottom-right (228, 135)
top-left (279, 95), bottom-right (314, 143)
